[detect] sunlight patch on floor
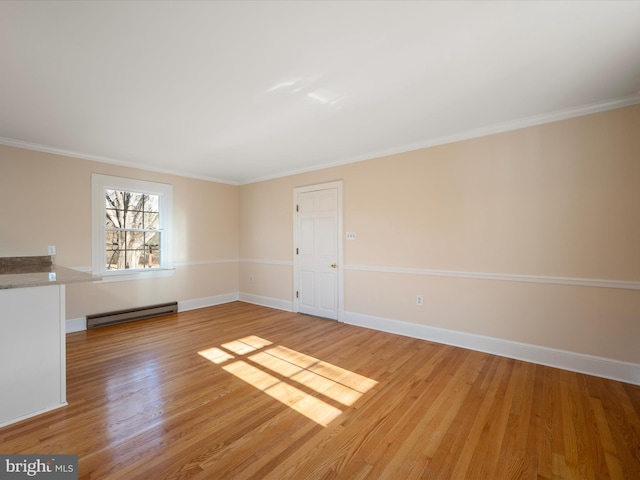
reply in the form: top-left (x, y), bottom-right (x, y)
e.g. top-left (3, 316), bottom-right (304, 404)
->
top-left (198, 335), bottom-right (377, 426)
top-left (198, 347), bottom-right (234, 364)
top-left (264, 345), bottom-right (378, 395)
top-left (222, 360), bottom-right (343, 426)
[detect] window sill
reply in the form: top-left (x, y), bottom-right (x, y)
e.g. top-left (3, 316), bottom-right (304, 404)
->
top-left (94, 268), bottom-right (175, 283)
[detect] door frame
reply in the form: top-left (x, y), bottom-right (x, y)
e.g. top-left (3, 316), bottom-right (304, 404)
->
top-left (292, 180), bottom-right (344, 321)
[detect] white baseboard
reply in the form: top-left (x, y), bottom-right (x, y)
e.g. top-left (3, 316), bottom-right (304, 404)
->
top-left (66, 293), bottom-right (241, 332)
top-left (65, 294), bottom-right (638, 386)
top-left (178, 293), bottom-right (240, 312)
top-left (239, 293), bottom-right (293, 312)
top-left (0, 402), bottom-right (68, 429)
top-left (66, 317), bottom-right (87, 333)
top-left (343, 311), bottom-right (640, 386)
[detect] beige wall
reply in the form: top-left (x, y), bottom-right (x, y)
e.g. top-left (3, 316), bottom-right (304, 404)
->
top-left (0, 145), bottom-right (239, 319)
top-left (239, 105), bottom-right (640, 364)
top-left (1, 105), bottom-right (639, 365)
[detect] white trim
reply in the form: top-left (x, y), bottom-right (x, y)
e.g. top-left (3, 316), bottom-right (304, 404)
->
top-left (178, 293), bottom-right (240, 312)
top-left (240, 94), bottom-right (640, 185)
top-left (2, 95), bottom-right (637, 187)
top-left (75, 260), bottom-right (639, 290)
top-left (66, 293), bottom-right (241, 332)
top-left (64, 294), bottom-right (295, 329)
top-left (0, 136), bottom-right (237, 185)
top-left (94, 268), bottom-right (175, 283)
top-left (0, 402), bottom-right (68, 429)
top-left (58, 285), bottom-right (66, 405)
top-left (66, 317), bottom-right (87, 333)
top-left (64, 292), bottom-right (639, 384)
top-left (292, 181), bottom-right (345, 321)
top-left (75, 259), bottom-right (239, 273)
top-left (70, 262), bottom-right (237, 287)
top-left (345, 264), bottom-right (640, 291)
top-left (239, 293), bottom-right (294, 312)
top-left (76, 259), bottom-right (292, 270)
top-left (174, 259), bottom-right (239, 267)
top-left (239, 258), bottom-right (293, 266)
top-left (344, 311), bottom-right (640, 386)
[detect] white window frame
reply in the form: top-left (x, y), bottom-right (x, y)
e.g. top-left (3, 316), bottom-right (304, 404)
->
top-left (92, 174), bottom-right (174, 282)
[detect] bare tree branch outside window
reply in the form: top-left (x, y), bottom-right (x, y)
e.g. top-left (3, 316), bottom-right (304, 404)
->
top-left (105, 189), bottom-right (160, 270)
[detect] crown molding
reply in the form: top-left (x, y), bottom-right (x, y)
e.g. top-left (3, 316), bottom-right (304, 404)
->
top-left (0, 136), bottom-right (239, 186)
top-left (239, 93), bottom-right (640, 185)
top-left (2, 93), bottom-right (638, 186)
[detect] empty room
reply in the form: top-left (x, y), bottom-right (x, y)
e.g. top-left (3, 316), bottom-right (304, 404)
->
top-left (1, 1), bottom-right (639, 479)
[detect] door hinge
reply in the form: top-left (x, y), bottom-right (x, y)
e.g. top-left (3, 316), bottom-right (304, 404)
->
top-left (296, 204), bottom-right (299, 212)
top-left (296, 291), bottom-right (299, 298)
top-left (296, 247), bottom-right (299, 255)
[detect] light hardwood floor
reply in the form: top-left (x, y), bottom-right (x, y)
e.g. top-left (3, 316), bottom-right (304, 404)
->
top-left (1, 301), bottom-right (639, 479)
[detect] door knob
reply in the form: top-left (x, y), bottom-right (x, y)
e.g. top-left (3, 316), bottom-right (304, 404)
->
top-left (330, 263), bottom-right (337, 269)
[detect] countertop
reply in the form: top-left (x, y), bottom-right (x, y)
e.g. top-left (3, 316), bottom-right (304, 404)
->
top-left (0, 256), bottom-right (100, 289)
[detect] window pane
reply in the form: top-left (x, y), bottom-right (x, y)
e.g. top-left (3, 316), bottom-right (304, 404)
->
top-left (144, 194), bottom-right (159, 213)
top-left (145, 246), bottom-right (161, 268)
top-left (106, 231), bottom-right (126, 270)
top-left (127, 192), bottom-right (144, 210)
top-left (106, 208), bottom-right (122, 228)
top-left (123, 209), bottom-right (145, 230)
top-left (106, 190), bottom-right (128, 229)
top-left (105, 230), bottom-right (161, 270)
top-left (124, 249), bottom-right (147, 270)
top-left (144, 211), bottom-right (159, 229)
top-left (144, 231), bottom-right (161, 268)
top-left (106, 230), bottom-right (124, 251)
top-left (105, 190), bottom-right (160, 230)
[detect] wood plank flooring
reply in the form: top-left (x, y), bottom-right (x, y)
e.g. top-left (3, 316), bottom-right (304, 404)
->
top-left (1, 301), bottom-right (639, 479)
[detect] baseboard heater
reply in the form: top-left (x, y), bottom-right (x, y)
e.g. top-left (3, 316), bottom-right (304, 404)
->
top-left (86, 301), bottom-right (178, 329)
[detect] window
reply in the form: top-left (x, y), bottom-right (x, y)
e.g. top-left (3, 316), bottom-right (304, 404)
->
top-left (92, 174), bottom-right (173, 280)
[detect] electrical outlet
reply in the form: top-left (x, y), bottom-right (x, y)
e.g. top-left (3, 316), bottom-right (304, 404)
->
top-left (416, 294), bottom-right (424, 306)
top-left (48, 245), bottom-right (56, 255)
top-left (346, 232), bottom-right (356, 240)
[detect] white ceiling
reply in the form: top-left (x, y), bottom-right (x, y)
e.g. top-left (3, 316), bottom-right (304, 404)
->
top-left (1, 1), bottom-right (639, 185)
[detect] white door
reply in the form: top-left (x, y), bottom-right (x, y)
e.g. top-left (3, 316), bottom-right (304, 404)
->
top-left (294, 184), bottom-right (341, 320)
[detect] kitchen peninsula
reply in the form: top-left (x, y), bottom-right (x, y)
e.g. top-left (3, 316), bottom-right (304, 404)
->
top-left (0, 256), bottom-right (98, 427)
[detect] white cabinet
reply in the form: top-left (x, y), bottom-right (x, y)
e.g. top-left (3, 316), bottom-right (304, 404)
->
top-left (0, 285), bottom-right (66, 427)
